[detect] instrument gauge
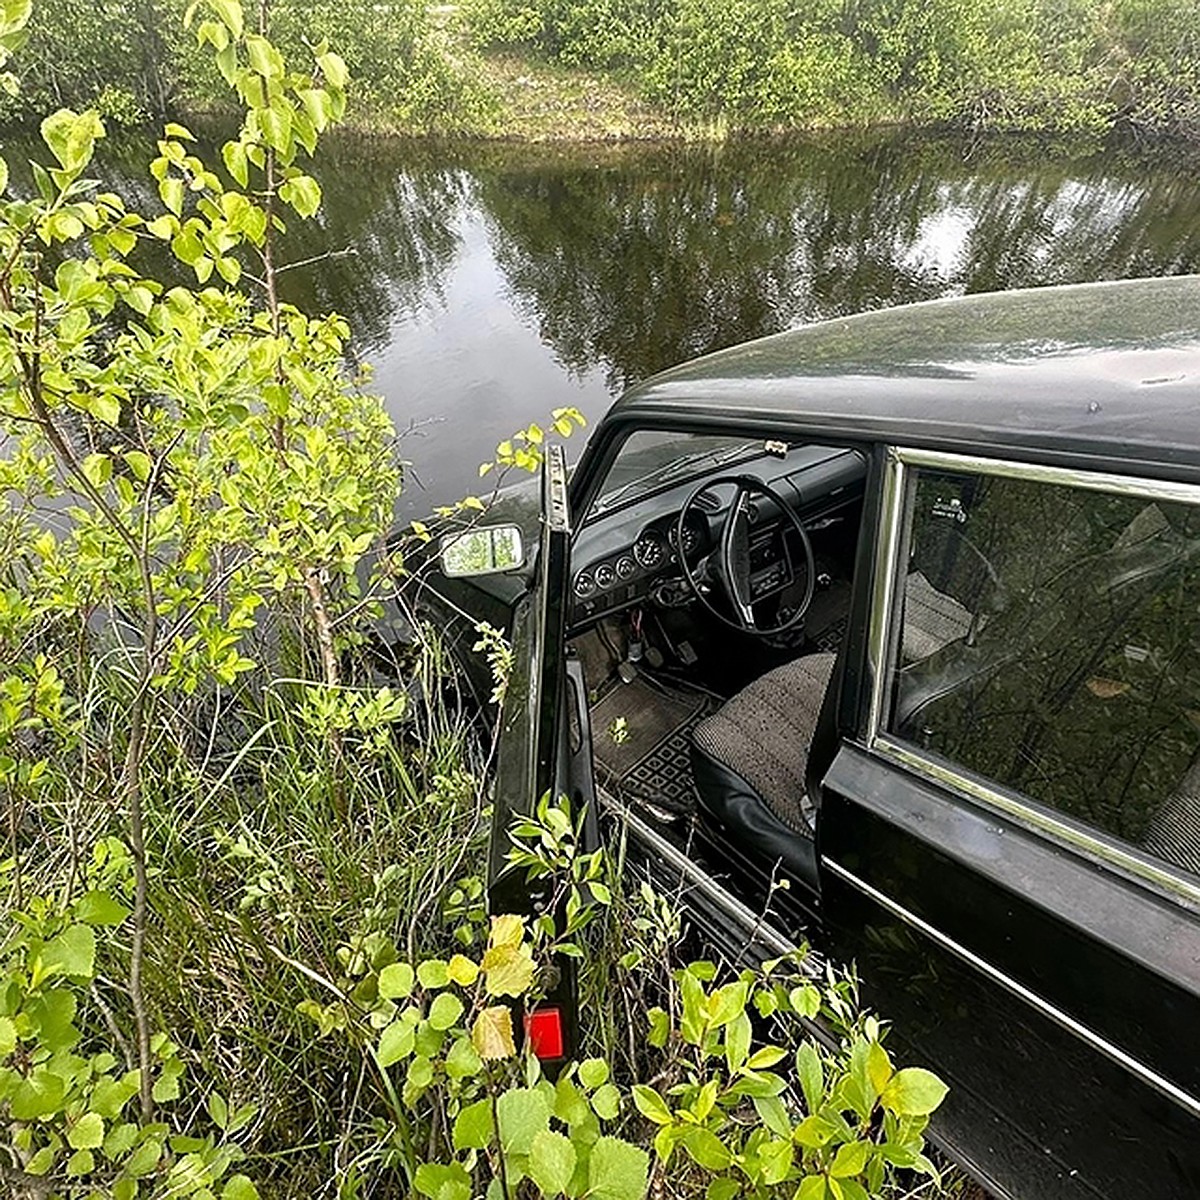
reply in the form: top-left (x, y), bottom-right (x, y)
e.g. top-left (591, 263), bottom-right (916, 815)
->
top-left (573, 572), bottom-right (596, 599)
top-left (677, 522), bottom-right (701, 555)
top-left (616, 555), bottom-right (637, 580)
top-left (595, 563), bottom-right (617, 589)
top-left (633, 533), bottom-right (666, 570)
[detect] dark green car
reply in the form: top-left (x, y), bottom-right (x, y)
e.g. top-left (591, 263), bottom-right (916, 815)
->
top-left (421, 276), bottom-right (1200, 1199)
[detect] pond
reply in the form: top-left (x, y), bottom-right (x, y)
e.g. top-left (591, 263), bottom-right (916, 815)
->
top-left (25, 128), bottom-right (1200, 514)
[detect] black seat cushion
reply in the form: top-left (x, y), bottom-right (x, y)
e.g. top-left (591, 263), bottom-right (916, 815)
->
top-left (692, 653), bottom-right (835, 834)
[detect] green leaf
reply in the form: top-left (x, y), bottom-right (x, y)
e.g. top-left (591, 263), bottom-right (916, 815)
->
top-left (631, 1085), bottom-right (672, 1126)
top-left (867, 1041), bottom-right (892, 1096)
top-left (147, 214), bottom-right (177, 239)
top-left (123, 450), bottom-right (153, 482)
top-left (376, 1020), bottom-right (415, 1068)
top-left (222, 1175), bottom-right (259, 1200)
top-left (317, 50), bottom-right (348, 89)
top-left (25, 1146), bottom-right (55, 1176)
top-left (496, 1087), bottom-right (551, 1158)
top-left (881, 1068), bottom-right (948, 1117)
top-left (830, 1140), bottom-right (871, 1178)
top-left (706, 1180), bottom-right (739, 1200)
top-left (222, 141), bottom-right (249, 187)
top-left (796, 1041), bottom-right (824, 1113)
top-left (66, 1147), bottom-right (95, 1175)
top-left (125, 285), bottom-right (154, 316)
top-left (444, 1034), bottom-right (482, 1080)
top-left (41, 108), bottom-right (104, 173)
top-left (553, 1076), bottom-right (590, 1127)
top-left (647, 1007), bottom-right (669, 1048)
top-left (414, 1162), bottom-right (471, 1200)
top-left (724, 1009), bottom-right (751, 1072)
top-left (11, 1069), bottom-right (65, 1119)
top-left (578, 1057), bottom-right (608, 1090)
top-left (68, 1111), bottom-right (104, 1149)
top-left (208, 1091), bottom-right (229, 1129)
top-left (378, 962), bottom-right (414, 999)
top-left (209, 0), bottom-right (243, 38)
top-left (682, 1126), bottom-right (731, 1171)
top-left (103, 1120), bottom-right (139, 1158)
top-left (529, 1128), bottom-right (575, 1197)
top-left (796, 1178), bottom-right (827, 1200)
top-left (587, 1135), bottom-right (649, 1200)
top-left (43, 923), bottom-right (95, 978)
top-left (152, 1057), bottom-right (185, 1102)
top-left (416, 959), bottom-right (448, 989)
top-left (74, 889), bottom-right (130, 926)
top-left (757, 1137), bottom-right (793, 1184)
top-left (428, 991), bottom-right (464, 1032)
top-left (125, 1136), bottom-right (163, 1177)
top-left (259, 106), bottom-right (291, 155)
top-left (752, 1092), bottom-right (792, 1139)
top-left (278, 172), bottom-right (319, 219)
top-left (452, 1097), bottom-right (494, 1151)
top-left (90, 1073), bottom-right (139, 1119)
top-left (245, 33), bottom-right (282, 78)
top-left (0, 1015), bottom-right (15, 1056)
top-left (747, 1044), bottom-right (788, 1070)
top-left (590, 1082), bottom-right (620, 1121)
top-left (160, 176), bottom-right (184, 217)
top-left (0, 156), bottom-right (8, 195)
top-left (298, 88), bottom-right (332, 132)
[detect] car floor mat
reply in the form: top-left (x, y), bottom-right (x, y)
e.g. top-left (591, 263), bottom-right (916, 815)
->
top-left (589, 675), bottom-right (717, 814)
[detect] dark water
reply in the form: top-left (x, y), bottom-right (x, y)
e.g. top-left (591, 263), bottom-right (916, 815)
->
top-left (20, 130), bottom-right (1200, 512)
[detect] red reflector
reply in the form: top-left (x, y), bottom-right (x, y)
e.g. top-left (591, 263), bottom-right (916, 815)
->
top-left (525, 1006), bottom-right (565, 1060)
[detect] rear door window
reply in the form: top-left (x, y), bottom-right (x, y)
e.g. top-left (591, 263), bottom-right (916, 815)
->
top-left (883, 465), bottom-right (1200, 881)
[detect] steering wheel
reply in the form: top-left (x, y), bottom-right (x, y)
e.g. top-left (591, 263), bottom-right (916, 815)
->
top-left (676, 474), bottom-right (816, 635)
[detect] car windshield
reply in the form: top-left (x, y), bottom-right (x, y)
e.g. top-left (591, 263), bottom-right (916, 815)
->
top-left (590, 432), bottom-right (765, 517)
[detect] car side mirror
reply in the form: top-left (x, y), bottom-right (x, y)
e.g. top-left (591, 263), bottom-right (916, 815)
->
top-left (439, 525), bottom-right (525, 577)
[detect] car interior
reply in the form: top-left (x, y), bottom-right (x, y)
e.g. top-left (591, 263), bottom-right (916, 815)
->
top-left (564, 435), bottom-right (868, 904)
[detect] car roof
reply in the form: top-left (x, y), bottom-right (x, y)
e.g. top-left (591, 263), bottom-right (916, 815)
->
top-left (608, 276), bottom-right (1200, 482)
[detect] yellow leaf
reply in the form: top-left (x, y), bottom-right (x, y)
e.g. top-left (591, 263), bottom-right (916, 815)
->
top-left (482, 942), bottom-right (535, 998)
top-left (447, 955), bottom-right (479, 986)
top-left (472, 1005), bottom-right (515, 1060)
top-left (488, 914), bottom-right (524, 951)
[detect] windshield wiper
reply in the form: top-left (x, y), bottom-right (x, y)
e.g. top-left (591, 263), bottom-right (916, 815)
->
top-left (593, 441), bottom-right (764, 515)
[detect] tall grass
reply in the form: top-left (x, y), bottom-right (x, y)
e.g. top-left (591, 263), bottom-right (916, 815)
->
top-left (10, 592), bottom-right (495, 1193)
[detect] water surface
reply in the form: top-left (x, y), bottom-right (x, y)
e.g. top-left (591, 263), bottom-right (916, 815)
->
top-left (25, 131), bottom-right (1200, 512)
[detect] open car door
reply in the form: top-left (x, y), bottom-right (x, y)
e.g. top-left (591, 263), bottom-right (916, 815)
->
top-left (487, 444), bottom-right (598, 1063)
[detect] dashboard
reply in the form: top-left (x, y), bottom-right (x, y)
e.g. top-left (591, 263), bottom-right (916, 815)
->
top-left (569, 444), bottom-right (866, 628)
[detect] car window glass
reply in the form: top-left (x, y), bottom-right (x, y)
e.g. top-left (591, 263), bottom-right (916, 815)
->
top-left (885, 467), bottom-right (1200, 881)
top-left (588, 431), bottom-right (763, 518)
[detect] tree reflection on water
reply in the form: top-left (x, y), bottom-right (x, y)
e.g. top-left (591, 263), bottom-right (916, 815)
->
top-left (17, 127), bottom-right (1200, 504)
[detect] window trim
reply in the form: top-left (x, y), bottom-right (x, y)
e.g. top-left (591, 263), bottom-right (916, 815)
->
top-left (865, 446), bottom-right (1200, 912)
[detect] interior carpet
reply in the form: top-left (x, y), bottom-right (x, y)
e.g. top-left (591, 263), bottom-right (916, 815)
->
top-left (590, 675), bottom-right (716, 814)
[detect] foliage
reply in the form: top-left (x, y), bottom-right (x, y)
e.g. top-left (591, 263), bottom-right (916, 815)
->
top-left (0, 841), bottom-right (259, 1199)
top-left (2, 0), bottom-right (1200, 133)
top-left (0, 0), bottom-right (496, 131)
top-left (288, 796), bottom-right (948, 1198)
top-left (462, 0), bottom-right (1200, 133)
